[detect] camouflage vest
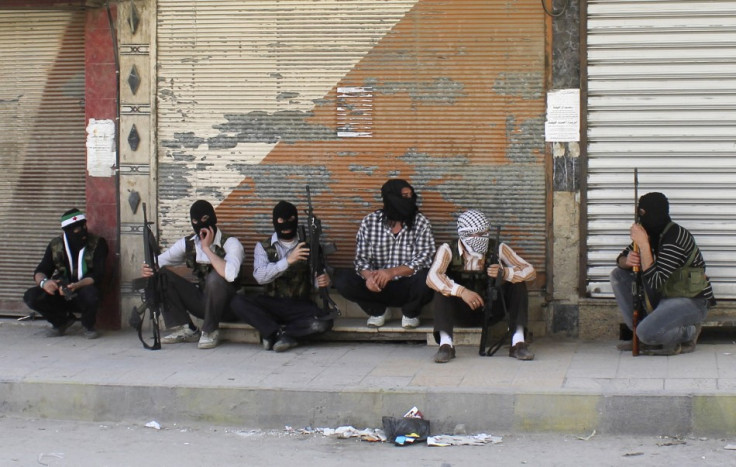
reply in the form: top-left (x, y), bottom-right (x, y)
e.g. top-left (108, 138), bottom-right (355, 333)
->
top-left (260, 237), bottom-right (311, 300)
top-left (49, 234), bottom-right (101, 282)
top-left (446, 238), bottom-right (498, 294)
top-left (185, 231), bottom-right (241, 289)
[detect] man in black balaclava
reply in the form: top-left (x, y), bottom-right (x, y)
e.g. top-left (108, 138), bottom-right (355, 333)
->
top-left (334, 178), bottom-right (436, 329)
top-left (231, 200), bottom-right (334, 352)
top-left (141, 199), bottom-right (245, 349)
top-left (611, 192), bottom-right (715, 356)
top-left (24, 208), bottom-right (108, 338)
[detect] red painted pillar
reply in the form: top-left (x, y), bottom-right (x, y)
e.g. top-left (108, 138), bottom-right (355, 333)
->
top-left (85, 5), bottom-right (120, 329)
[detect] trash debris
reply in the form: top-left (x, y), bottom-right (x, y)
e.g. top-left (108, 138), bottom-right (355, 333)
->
top-left (404, 406), bottom-right (424, 419)
top-left (427, 434), bottom-right (502, 447)
top-left (453, 424), bottom-right (467, 435)
top-left (382, 413), bottom-right (430, 446)
top-left (318, 426), bottom-right (386, 442)
top-left (623, 452), bottom-right (644, 457)
top-left (577, 430), bottom-right (596, 441)
top-left (145, 420), bottom-right (161, 430)
top-left (724, 444), bottom-right (736, 450)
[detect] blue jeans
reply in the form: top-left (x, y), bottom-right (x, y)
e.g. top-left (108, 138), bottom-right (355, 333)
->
top-left (610, 267), bottom-right (708, 348)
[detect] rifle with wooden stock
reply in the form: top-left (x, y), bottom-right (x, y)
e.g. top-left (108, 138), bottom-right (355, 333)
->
top-left (129, 203), bottom-right (163, 350)
top-left (302, 185), bottom-right (340, 320)
top-left (478, 226), bottom-right (509, 356)
top-left (631, 169), bottom-right (646, 356)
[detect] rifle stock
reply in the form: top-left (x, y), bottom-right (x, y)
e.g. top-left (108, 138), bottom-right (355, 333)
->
top-left (304, 185), bottom-right (340, 320)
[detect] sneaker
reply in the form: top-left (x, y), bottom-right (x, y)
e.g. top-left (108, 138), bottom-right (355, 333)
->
top-left (161, 326), bottom-right (200, 344)
top-left (198, 330), bottom-right (220, 349)
top-left (433, 344), bottom-right (456, 363)
top-left (367, 310), bottom-right (390, 328)
top-left (84, 328), bottom-right (100, 339)
top-left (401, 316), bottom-right (420, 329)
top-left (509, 342), bottom-right (535, 361)
top-left (46, 316), bottom-right (76, 337)
top-left (309, 318), bottom-right (332, 334)
top-left (680, 323), bottom-right (702, 354)
top-left (273, 334), bottom-right (298, 353)
top-left (640, 343), bottom-right (681, 356)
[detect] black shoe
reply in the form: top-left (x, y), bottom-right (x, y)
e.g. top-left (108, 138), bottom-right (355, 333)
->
top-left (273, 334), bottom-right (298, 353)
top-left (309, 319), bottom-right (332, 334)
top-left (641, 344), bottom-right (682, 356)
top-left (262, 333), bottom-right (277, 351)
top-left (84, 328), bottom-right (100, 339)
top-left (509, 342), bottom-right (535, 361)
top-left (434, 344), bottom-right (455, 363)
top-left (46, 316), bottom-right (76, 337)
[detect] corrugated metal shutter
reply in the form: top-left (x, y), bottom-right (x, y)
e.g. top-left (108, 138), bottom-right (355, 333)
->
top-left (157, 1), bottom-right (547, 283)
top-left (586, 0), bottom-right (736, 299)
top-left (0, 9), bottom-right (86, 314)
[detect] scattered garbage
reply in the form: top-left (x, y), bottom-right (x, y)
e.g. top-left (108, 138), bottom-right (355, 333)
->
top-left (145, 420), bottom-right (161, 430)
top-left (724, 444), bottom-right (736, 450)
top-left (427, 434), bottom-right (502, 447)
top-left (577, 430), bottom-right (596, 441)
top-left (382, 406), bottom-right (431, 446)
top-left (37, 453), bottom-right (64, 466)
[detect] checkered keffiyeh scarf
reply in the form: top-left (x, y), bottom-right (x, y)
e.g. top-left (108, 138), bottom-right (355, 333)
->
top-left (457, 210), bottom-right (491, 254)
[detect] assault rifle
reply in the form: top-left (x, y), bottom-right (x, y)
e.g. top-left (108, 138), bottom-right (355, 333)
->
top-left (478, 226), bottom-right (510, 356)
top-left (52, 274), bottom-right (78, 301)
top-left (631, 169), bottom-right (646, 356)
top-left (129, 203), bottom-right (163, 350)
top-left (302, 185), bottom-right (340, 320)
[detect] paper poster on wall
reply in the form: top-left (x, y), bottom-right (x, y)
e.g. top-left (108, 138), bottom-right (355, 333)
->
top-left (86, 119), bottom-right (116, 177)
top-left (545, 89), bottom-right (580, 142)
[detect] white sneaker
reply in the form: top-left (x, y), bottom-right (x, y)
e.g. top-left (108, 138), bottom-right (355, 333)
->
top-left (402, 316), bottom-right (420, 329)
top-left (161, 325), bottom-right (200, 344)
top-left (367, 310), bottom-right (390, 328)
top-left (198, 329), bottom-right (220, 349)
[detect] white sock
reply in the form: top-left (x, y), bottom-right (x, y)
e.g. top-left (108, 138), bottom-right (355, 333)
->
top-left (439, 331), bottom-right (453, 347)
top-left (512, 325), bottom-right (525, 346)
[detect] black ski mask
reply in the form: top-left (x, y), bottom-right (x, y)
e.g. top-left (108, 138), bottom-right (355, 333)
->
top-left (638, 192), bottom-right (671, 240)
top-left (61, 208), bottom-right (88, 255)
top-left (190, 200), bottom-right (217, 236)
top-left (273, 201), bottom-right (298, 240)
top-left (381, 179), bottom-right (418, 230)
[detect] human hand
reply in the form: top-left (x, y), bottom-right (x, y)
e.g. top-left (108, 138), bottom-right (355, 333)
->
top-left (199, 226), bottom-right (215, 249)
top-left (362, 270), bottom-right (382, 293)
top-left (624, 251), bottom-right (641, 269)
top-left (461, 289), bottom-right (484, 310)
top-left (630, 223), bottom-right (649, 248)
top-left (141, 263), bottom-right (154, 278)
top-left (487, 264), bottom-right (504, 279)
top-left (287, 242), bottom-right (309, 265)
top-left (41, 279), bottom-right (59, 295)
top-left (316, 273), bottom-right (331, 288)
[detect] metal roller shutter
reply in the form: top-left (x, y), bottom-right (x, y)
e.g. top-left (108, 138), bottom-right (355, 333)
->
top-left (0, 9), bottom-right (86, 314)
top-left (157, 0), bottom-right (547, 284)
top-left (586, 0), bottom-right (736, 299)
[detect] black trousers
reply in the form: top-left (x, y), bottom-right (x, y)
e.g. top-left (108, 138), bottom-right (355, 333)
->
top-left (23, 285), bottom-right (99, 330)
top-left (432, 281), bottom-right (528, 344)
top-left (159, 268), bottom-right (238, 333)
top-left (333, 268), bottom-right (434, 318)
top-left (231, 294), bottom-right (332, 339)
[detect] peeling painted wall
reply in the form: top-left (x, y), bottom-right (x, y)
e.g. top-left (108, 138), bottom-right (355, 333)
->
top-left (157, 0), bottom-right (547, 286)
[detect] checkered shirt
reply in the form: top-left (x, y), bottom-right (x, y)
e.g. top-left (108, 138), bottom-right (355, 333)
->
top-left (354, 210), bottom-right (436, 277)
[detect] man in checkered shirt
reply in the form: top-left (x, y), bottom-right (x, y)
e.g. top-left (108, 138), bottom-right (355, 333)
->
top-left (335, 179), bottom-right (436, 329)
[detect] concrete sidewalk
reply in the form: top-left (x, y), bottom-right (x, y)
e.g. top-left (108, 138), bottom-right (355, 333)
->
top-left (2, 319), bottom-right (736, 436)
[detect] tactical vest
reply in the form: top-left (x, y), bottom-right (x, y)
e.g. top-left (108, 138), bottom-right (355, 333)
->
top-left (656, 222), bottom-right (709, 299)
top-left (446, 239), bottom-right (498, 294)
top-left (185, 232), bottom-right (242, 289)
top-left (49, 234), bottom-right (101, 282)
top-left (260, 237), bottom-right (311, 300)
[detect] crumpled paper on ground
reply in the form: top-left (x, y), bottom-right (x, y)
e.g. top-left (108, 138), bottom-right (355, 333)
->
top-left (315, 426), bottom-right (387, 442)
top-left (427, 433), bottom-right (503, 446)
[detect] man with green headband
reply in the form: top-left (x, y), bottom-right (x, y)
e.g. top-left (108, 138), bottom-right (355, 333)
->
top-left (24, 208), bottom-right (108, 338)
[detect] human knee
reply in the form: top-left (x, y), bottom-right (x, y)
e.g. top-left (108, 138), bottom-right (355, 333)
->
top-left (204, 270), bottom-right (228, 291)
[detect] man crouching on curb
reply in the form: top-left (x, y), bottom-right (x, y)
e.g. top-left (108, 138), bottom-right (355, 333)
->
top-left (426, 210), bottom-right (536, 363)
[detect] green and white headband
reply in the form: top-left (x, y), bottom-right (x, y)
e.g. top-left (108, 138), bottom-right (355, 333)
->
top-left (61, 210), bottom-right (86, 228)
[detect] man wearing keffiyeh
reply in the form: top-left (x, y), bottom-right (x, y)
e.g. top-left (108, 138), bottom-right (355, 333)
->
top-left (23, 208), bottom-right (108, 338)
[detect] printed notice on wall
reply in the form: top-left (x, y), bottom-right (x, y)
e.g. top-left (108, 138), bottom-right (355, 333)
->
top-left (545, 89), bottom-right (579, 142)
top-left (86, 119), bottom-right (116, 177)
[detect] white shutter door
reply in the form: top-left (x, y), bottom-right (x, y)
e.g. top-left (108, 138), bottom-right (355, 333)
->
top-left (586, 0), bottom-right (736, 299)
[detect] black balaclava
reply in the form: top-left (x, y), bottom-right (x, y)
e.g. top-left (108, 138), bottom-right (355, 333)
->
top-left (381, 179), bottom-right (418, 230)
top-left (638, 192), bottom-right (671, 242)
top-left (190, 200), bottom-right (217, 236)
top-left (61, 208), bottom-right (88, 255)
top-left (273, 200), bottom-right (298, 240)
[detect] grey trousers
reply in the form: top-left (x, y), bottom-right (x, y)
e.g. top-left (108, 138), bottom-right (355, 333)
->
top-left (610, 267), bottom-right (707, 349)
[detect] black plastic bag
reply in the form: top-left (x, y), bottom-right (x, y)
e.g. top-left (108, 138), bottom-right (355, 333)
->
top-left (382, 416), bottom-right (431, 445)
